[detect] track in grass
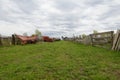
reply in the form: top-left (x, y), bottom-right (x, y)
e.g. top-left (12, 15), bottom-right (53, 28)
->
top-left (0, 41), bottom-right (120, 80)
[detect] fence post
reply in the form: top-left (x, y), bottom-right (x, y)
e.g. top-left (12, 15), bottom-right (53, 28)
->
top-left (0, 37), bottom-right (2, 45)
top-left (90, 34), bottom-right (93, 46)
top-left (111, 31), bottom-right (114, 48)
top-left (0, 34), bottom-right (2, 46)
top-left (12, 34), bottom-right (15, 45)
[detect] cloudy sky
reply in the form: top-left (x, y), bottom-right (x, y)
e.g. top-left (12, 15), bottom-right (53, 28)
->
top-left (0, 0), bottom-right (120, 37)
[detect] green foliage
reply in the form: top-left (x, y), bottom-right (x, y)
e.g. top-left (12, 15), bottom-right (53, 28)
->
top-left (82, 34), bottom-right (87, 38)
top-left (23, 33), bottom-right (28, 36)
top-left (93, 30), bottom-right (98, 34)
top-left (0, 41), bottom-right (120, 80)
top-left (31, 34), bottom-right (37, 37)
top-left (35, 29), bottom-right (41, 36)
top-left (35, 29), bottom-right (42, 40)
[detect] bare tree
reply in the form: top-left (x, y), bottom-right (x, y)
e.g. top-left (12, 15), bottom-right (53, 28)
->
top-left (82, 34), bottom-right (86, 39)
top-left (93, 30), bottom-right (98, 34)
top-left (23, 33), bottom-right (28, 36)
top-left (35, 29), bottom-right (42, 40)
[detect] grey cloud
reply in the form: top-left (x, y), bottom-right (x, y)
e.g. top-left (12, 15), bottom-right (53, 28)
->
top-left (0, 0), bottom-right (120, 37)
top-left (48, 13), bottom-right (79, 29)
top-left (104, 26), bottom-right (120, 30)
top-left (85, 0), bottom-right (104, 6)
top-left (43, 31), bottom-right (67, 37)
top-left (99, 5), bottom-right (120, 20)
top-left (13, 0), bottom-right (38, 14)
top-left (54, 0), bottom-right (78, 11)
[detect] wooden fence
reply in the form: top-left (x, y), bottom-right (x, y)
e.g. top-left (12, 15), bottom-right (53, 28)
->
top-left (0, 37), bottom-right (12, 46)
top-left (90, 31), bottom-right (114, 48)
top-left (12, 34), bottom-right (22, 45)
top-left (65, 31), bottom-right (116, 50)
top-left (75, 35), bottom-right (92, 45)
top-left (112, 30), bottom-right (120, 51)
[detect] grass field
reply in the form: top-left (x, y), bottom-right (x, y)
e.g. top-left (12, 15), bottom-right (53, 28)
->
top-left (0, 41), bottom-right (120, 80)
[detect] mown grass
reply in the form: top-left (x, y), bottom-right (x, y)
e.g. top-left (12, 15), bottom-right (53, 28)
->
top-left (0, 41), bottom-right (120, 80)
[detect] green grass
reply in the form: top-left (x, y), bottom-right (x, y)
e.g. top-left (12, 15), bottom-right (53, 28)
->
top-left (0, 41), bottom-right (120, 80)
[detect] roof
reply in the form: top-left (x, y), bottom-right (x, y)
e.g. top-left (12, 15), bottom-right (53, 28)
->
top-left (16, 35), bottom-right (38, 41)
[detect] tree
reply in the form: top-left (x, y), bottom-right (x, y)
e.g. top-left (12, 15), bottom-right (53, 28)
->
top-left (23, 33), bottom-right (28, 36)
top-left (93, 30), bottom-right (98, 34)
top-left (31, 34), bottom-right (36, 37)
top-left (79, 35), bottom-right (82, 39)
top-left (82, 34), bottom-right (86, 39)
top-left (35, 29), bottom-right (42, 40)
top-left (35, 29), bottom-right (41, 35)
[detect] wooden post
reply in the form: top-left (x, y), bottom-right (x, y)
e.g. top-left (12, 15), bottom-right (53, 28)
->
top-left (12, 34), bottom-right (15, 45)
top-left (112, 30), bottom-right (120, 50)
top-left (0, 36), bottom-right (2, 45)
top-left (117, 35), bottom-right (120, 51)
top-left (111, 31), bottom-right (114, 48)
top-left (115, 34), bottom-right (120, 50)
top-left (90, 34), bottom-right (93, 46)
top-left (118, 35), bottom-right (120, 51)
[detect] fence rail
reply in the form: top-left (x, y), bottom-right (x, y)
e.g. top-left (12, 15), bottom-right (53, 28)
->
top-left (0, 37), bottom-right (12, 46)
top-left (64, 31), bottom-right (119, 50)
top-left (90, 31), bottom-right (114, 48)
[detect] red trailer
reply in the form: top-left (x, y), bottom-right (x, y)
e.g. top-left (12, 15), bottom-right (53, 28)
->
top-left (42, 36), bottom-right (53, 42)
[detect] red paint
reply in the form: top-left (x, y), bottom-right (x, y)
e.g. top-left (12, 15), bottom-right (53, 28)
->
top-left (16, 35), bottom-right (38, 44)
top-left (42, 36), bottom-right (53, 42)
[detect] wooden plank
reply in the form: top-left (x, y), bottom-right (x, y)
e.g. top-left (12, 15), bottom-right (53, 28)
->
top-left (91, 31), bottom-right (114, 36)
top-left (118, 36), bottom-right (120, 51)
top-left (92, 41), bottom-right (109, 45)
top-left (112, 35), bottom-right (118, 50)
top-left (90, 31), bottom-right (114, 48)
top-left (12, 34), bottom-right (15, 45)
top-left (92, 36), bottom-right (111, 40)
top-left (90, 34), bottom-right (93, 46)
top-left (111, 31), bottom-right (114, 48)
top-left (115, 33), bottom-right (120, 50)
top-left (112, 30), bottom-right (120, 50)
top-left (0, 36), bottom-right (2, 45)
